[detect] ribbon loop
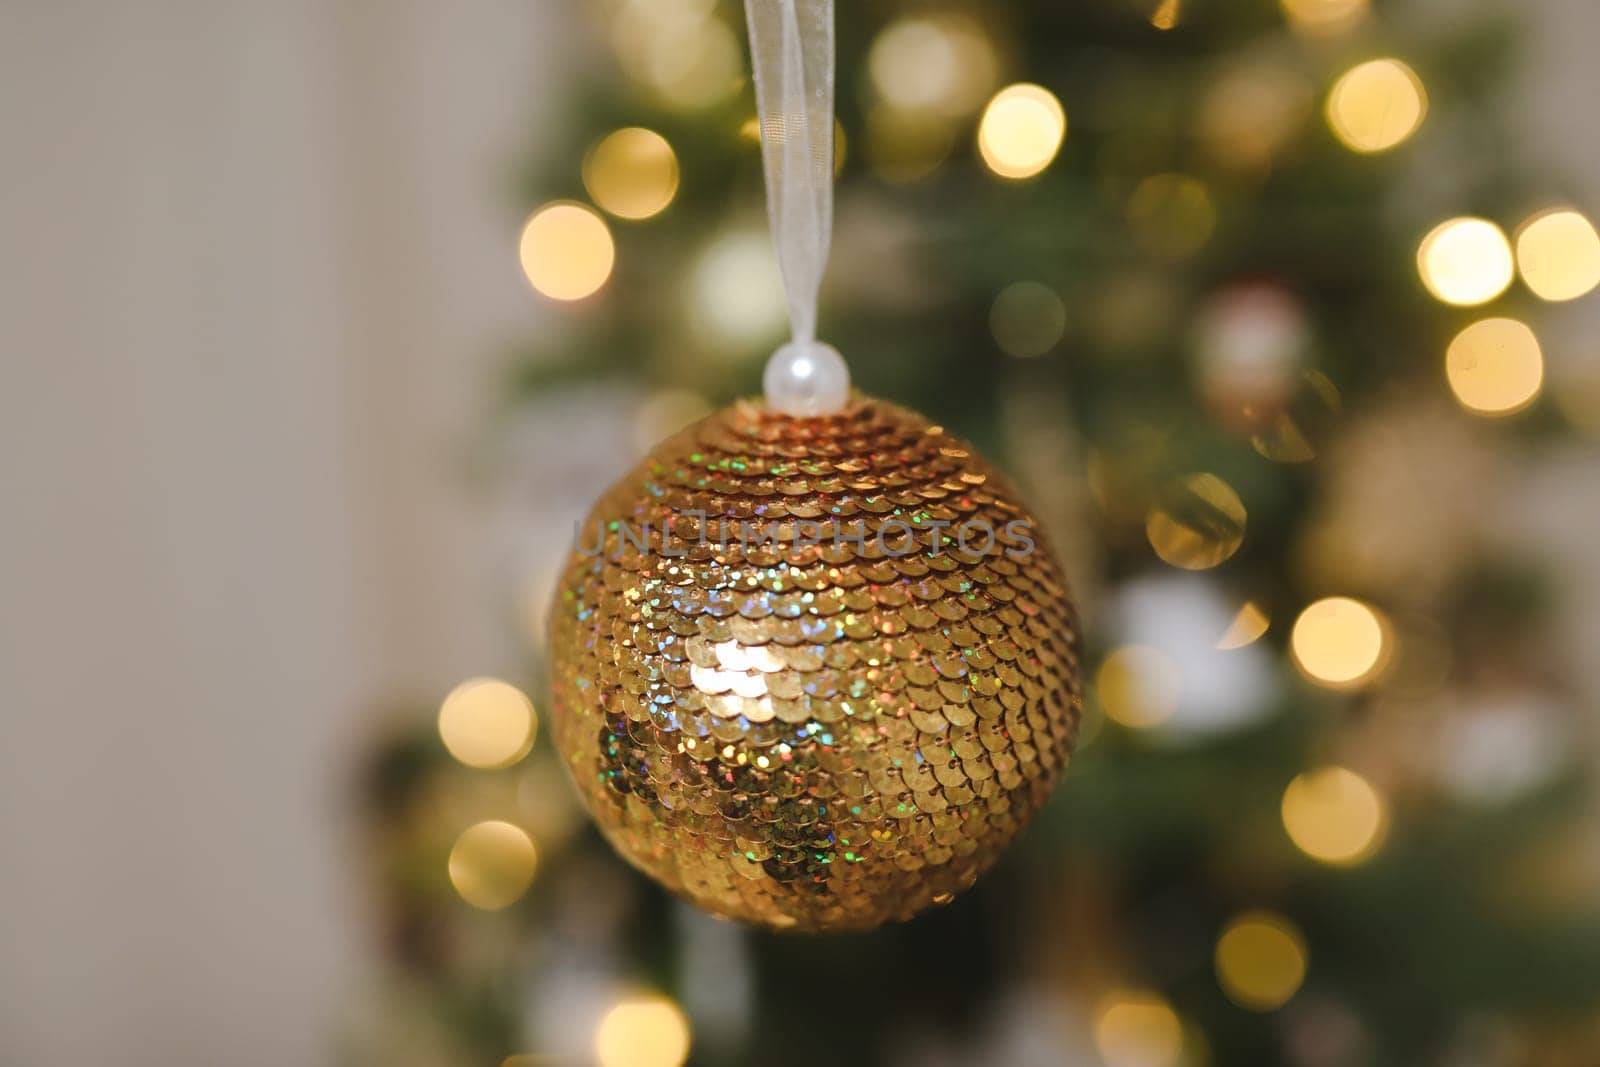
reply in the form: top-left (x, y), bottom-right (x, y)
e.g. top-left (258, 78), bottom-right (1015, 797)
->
top-left (743, 0), bottom-right (835, 346)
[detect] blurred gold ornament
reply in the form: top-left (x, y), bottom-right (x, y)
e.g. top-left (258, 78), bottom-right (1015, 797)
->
top-left (1326, 59), bottom-right (1427, 154)
top-left (448, 820), bottom-right (538, 910)
top-left (1446, 318), bottom-right (1543, 417)
top-left (1145, 472), bottom-right (1247, 570)
top-left (547, 399), bottom-right (1083, 932)
top-left (438, 677), bottom-right (537, 769)
top-left (1417, 218), bottom-right (1514, 307)
top-left (1516, 208), bottom-right (1600, 302)
top-left (1281, 766), bottom-right (1388, 866)
top-left (1215, 912), bottom-right (1308, 1011)
top-left (1218, 600), bottom-right (1270, 650)
top-left (584, 128), bottom-right (680, 220)
top-left (520, 202), bottom-right (615, 301)
top-left (978, 84), bottom-right (1067, 180)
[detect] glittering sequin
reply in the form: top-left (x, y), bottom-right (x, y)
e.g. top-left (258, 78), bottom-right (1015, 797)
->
top-left (548, 398), bottom-right (1082, 932)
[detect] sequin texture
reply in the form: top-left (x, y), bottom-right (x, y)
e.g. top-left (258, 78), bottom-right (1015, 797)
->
top-left (547, 398), bottom-right (1082, 932)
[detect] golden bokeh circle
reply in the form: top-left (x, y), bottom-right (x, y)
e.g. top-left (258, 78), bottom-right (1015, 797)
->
top-left (448, 820), bottom-right (538, 910)
top-left (438, 677), bottom-right (537, 769)
top-left (1128, 174), bottom-right (1216, 260)
top-left (1146, 473), bottom-right (1247, 570)
top-left (583, 128), bottom-right (680, 221)
top-left (594, 994), bottom-right (692, 1067)
top-left (1215, 912), bottom-right (1309, 1011)
top-left (1282, 0), bottom-right (1369, 35)
top-left (1446, 318), bottom-right (1543, 417)
top-left (991, 281), bottom-right (1067, 358)
top-left (520, 202), bottom-right (615, 301)
top-left (1516, 208), bottom-right (1600, 302)
top-left (1096, 645), bottom-right (1182, 730)
top-left (1325, 59), bottom-right (1427, 154)
top-left (1290, 596), bottom-right (1387, 688)
top-left (1417, 218), bottom-right (1514, 307)
top-left (1282, 767), bottom-right (1388, 866)
top-left (1093, 990), bottom-right (1184, 1067)
top-left (977, 83), bottom-right (1067, 180)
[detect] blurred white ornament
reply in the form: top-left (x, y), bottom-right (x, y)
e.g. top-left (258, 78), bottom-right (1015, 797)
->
top-left (763, 341), bottom-right (851, 416)
top-left (1434, 695), bottom-right (1572, 807)
top-left (1194, 284), bottom-right (1310, 428)
top-left (691, 228), bottom-right (790, 349)
top-left (1108, 574), bottom-right (1277, 741)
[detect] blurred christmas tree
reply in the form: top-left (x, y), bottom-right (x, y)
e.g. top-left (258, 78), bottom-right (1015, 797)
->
top-left (352, 1), bottom-right (1600, 1065)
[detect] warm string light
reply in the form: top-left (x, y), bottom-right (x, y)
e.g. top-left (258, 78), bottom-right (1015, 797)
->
top-left (1282, 0), bottom-right (1369, 35)
top-left (1290, 596), bottom-right (1388, 688)
top-left (1282, 767), bottom-right (1389, 866)
top-left (1417, 218), bottom-right (1515, 307)
top-left (438, 677), bottom-right (537, 769)
top-left (448, 820), bottom-right (539, 910)
top-left (1446, 318), bottom-right (1544, 416)
top-left (1215, 912), bottom-right (1309, 1011)
top-left (1516, 208), bottom-right (1600, 301)
top-left (977, 83), bottom-right (1067, 180)
top-left (1096, 645), bottom-right (1182, 729)
top-left (990, 281), bottom-right (1067, 358)
top-left (1093, 990), bottom-right (1185, 1067)
top-left (1326, 59), bottom-right (1427, 154)
top-left (584, 127), bottom-right (680, 220)
top-left (521, 202), bottom-right (615, 301)
top-left (594, 993), bottom-right (693, 1067)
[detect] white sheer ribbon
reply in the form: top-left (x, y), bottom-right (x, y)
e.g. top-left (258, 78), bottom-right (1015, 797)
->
top-left (743, 0), bottom-right (835, 347)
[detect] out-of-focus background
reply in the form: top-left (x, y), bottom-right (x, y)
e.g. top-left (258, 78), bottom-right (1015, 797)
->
top-left (5, 1), bottom-right (1600, 1065)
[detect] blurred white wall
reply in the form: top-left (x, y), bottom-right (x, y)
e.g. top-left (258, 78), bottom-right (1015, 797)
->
top-left (0, 1), bottom-right (1597, 1065)
top-left (0, 2), bottom-right (566, 1063)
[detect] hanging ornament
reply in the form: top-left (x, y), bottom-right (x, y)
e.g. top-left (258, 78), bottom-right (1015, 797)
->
top-left (547, 0), bottom-right (1083, 932)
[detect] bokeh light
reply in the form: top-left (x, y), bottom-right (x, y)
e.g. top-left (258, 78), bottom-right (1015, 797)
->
top-left (448, 821), bottom-right (538, 910)
top-left (865, 105), bottom-right (957, 184)
top-left (1290, 596), bottom-right (1388, 688)
top-left (1282, 0), bottom-right (1369, 35)
top-left (990, 281), bottom-right (1067, 358)
top-left (583, 128), bottom-right (680, 220)
top-left (595, 993), bottom-right (692, 1067)
top-left (1282, 767), bottom-right (1389, 866)
top-left (1250, 370), bottom-right (1343, 464)
top-left (1096, 645), bottom-right (1183, 729)
top-left (1446, 318), bottom-right (1544, 416)
top-left (1218, 601), bottom-right (1270, 650)
top-left (977, 83), bottom-right (1066, 180)
top-left (868, 15), bottom-right (996, 116)
top-left (691, 228), bottom-right (789, 346)
top-left (1151, 0), bottom-right (1181, 31)
top-left (1146, 473), bottom-right (1247, 570)
top-left (1326, 59), bottom-right (1427, 154)
top-left (1128, 174), bottom-right (1216, 260)
top-left (1417, 218), bottom-right (1514, 306)
top-left (611, 6), bottom-right (741, 111)
top-left (438, 677), bottom-right (536, 769)
top-left (1215, 912), bottom-right (1309, 1011)
top-left (520, 202), bottom-right (615, 301)
top-left (1093, 990), bottom-right (1184, 1067)
top-left (1516, 208), bottom-right (1600, 301)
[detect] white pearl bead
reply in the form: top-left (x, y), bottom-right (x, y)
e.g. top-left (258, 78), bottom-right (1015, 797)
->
top-left (762, 341), bottom-right (851, 416)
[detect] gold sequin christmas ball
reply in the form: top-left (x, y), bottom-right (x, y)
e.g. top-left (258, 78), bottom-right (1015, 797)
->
top-left (547, 397), bottom-right (1082, 932)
